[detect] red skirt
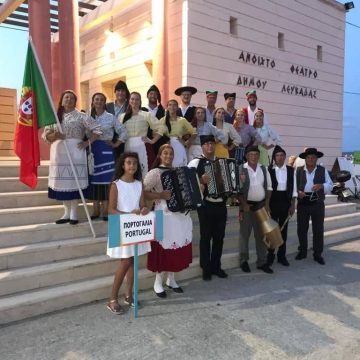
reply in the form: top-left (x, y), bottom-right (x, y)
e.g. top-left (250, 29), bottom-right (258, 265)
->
top-left (147, 241), bottom-right (192, 272)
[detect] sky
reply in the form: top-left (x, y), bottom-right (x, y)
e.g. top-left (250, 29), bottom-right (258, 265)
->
top-left (0, 1), bottom-right (359, 152)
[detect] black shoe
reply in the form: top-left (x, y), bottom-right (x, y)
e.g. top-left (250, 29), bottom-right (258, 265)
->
top-left (240, 261), bottom-right (251, 273)
top-left (69, 219), bottom-right (79, 225)
top-left (155, 290), bottom-right (167, 298)
top-left (90, 215), bottom-right (99, 220)
top-left (267, 252), bottom-right (275, 266)
top-left (102, 216), bottom-right (108, 222)
top-left (166, 285), bottom-right (184, 293)
top-left (277, 257), bottom-right (290, 266)
top-left (295, 252), bottom-right (307, 260)
top-left (212, 269), bottom-right (228, 278)
top-left (202, 270), bottom-right (212, 281)
top-left (314, 256), bottom-right (325, 265)
top-left (55, 218), bottom-right (70, 224)
top-left (257, 264), bottom-right (274, 274)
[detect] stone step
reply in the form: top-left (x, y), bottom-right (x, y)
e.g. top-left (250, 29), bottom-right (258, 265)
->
top-left (1, 224), bottom-right (359, 325)
top-left (0, 176), bottom-right (48, 192)
top-left (0, 164), bottom-right (49, 178)
top-left (0, 237), bottom-right (108, 271)
top-left (0, 191), bottom-right (57, 209)
top-left (321, 202), bottom-right (357, 217)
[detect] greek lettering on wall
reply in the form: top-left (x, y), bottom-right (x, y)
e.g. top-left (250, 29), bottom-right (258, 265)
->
top-left (236, 75), bottom-right (267, 90)
top-left (238, 51), bottom-right (276, 69)
top-left (281, 84), bottom-right (317, 99)
top-left (290, 65), bottom-right (317, 79)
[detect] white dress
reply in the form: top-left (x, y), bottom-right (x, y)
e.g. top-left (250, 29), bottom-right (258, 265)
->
top-left (107, 179), bottom-right (151, 258)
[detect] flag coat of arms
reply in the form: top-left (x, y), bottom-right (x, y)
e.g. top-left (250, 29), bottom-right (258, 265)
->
top-left (14, 40), bottom-right (57, 188)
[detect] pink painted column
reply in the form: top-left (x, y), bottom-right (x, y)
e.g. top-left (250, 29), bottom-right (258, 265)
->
top-left (51, 41), bottom-right (61, 104)
top-left (58, 0), bottom-right (81, 106)
top-left (28, 0), bottom-right (52, 160)
top-left (152, 0), bottom-right (169, 104)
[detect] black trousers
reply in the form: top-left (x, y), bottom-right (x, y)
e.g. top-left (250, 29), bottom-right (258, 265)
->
top-left (269, 192), bottom-right (290, 259)
top-left (197, 201), bottom-right (227, 273)
top-left (297, 200), bottom-right (325, 257)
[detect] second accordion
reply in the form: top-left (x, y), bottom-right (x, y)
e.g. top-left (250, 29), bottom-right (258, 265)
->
top-left (204, 158), bottom-right (241, 197)
top-left (161, 167), bottom-right (203, 212)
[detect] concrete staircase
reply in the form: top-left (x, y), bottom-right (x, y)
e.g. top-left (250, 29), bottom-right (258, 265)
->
top-left (0, 159), bottom-right (359, 325)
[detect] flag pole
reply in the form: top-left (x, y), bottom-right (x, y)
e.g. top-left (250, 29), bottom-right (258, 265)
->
top-left (29, 37), bottom-right (96, 238)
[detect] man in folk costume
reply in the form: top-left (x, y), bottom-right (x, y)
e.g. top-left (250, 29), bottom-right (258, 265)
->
top-left (205, 90), bottom-right (218, 123)
top-left (188, 135), bottom-right (228, 281)
top-left (242, 89), bottom-right (268, 126)
top-left (223, 92), bottom-right (237, 124)
top-left (106, 80), bottom-right (130, 159)
top-left (175, 86), bottom-right (197, 122)
top-left (141, 84), bottom-right (167, 156)
top-left (267, 145), bottom-right (296, 267)
top-left (238, 146), bottom-right (274, 274)
top-left (294, 148), bottom-right (333, 265)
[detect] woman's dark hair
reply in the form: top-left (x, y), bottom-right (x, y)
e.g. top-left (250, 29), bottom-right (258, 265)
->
top-left (123, 92), bottom-right (142, 123)
top-left (212, 107), bottom-right (225, 126)
top-left (57, 90), bottom-right (77, 123)
top-left (90, 92), bottom-right (107, 118)
top-left (192, 106), bottom-right (206, 128)
top-left (164, 99), bottom-right (179, 133)
top-left (151, 144), bottom-right (174, 169)
top-left (113, 152), bottom-right (142, 181)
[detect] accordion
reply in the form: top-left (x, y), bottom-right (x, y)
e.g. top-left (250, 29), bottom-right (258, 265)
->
top-left (161, 167), bottom-right (203, 212)
top-left (204, 158), bottom-right (241, 197)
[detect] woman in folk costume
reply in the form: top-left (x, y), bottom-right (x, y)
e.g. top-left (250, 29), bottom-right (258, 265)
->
top-left (88, 92), bottom-right (128, 221)
top-left (187, 107), bottom-right (225, 162)
top-left (119, 92), bottom-right (165, 176)
top-left (160, 99), bottom-right (197, 167)
top-left (42, 90), bottom-right (102, 225)
top-left (233, 108), bottom-right (262, 164)
top-left (213, 107), bottom-right (242, 159)
top-left (253, 109), bottom-right (281, 166)
top-left (144, 144), bottom-right (192, 297)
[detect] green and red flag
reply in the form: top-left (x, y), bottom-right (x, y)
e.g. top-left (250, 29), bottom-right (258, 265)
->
top-left (14, 40), bottom-right (57, 189)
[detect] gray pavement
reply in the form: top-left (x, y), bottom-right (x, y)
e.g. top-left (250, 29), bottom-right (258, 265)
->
top-left (1, 239), bottom-right (360, 360)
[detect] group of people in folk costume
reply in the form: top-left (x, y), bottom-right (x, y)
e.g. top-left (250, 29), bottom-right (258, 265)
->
top-left (42, 81), bottom-right (333, 315)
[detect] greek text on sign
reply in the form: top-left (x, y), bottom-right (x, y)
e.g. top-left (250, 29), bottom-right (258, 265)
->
top-left (290, 65), bottom-right (318, 79)
top-left (281, 84), bottom-right (317, 99)
top-left (237, 75), bottom-right (267, 89)
top-left (238, 51), bottom-right (276, 68)
top-left (120, 213), bottom-right (155, 245)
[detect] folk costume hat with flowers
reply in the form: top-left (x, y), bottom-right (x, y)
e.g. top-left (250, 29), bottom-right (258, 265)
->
top-left (246, 89), bottom-right (257, 100)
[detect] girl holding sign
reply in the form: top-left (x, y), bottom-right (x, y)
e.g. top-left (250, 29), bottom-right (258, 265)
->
top-left (106, 152), bottom-right (151, 315)
top-left (144, 144), bottom-right (193, 298)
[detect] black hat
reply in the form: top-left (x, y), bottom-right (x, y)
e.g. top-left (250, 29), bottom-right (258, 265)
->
top-left (224, 92), bottom-right (236, 100)
top-left (271, 145), bottom-right (286, 165)
top-left (114, 80), bottom-right (130, 99)
top-left (245, 145), bottom-right (260, 154)
top-left (200, 135), bottom-right (215, 145)
top-left (299, 147), bottom-right (324, 159)
top-left (175, 86), bottom-right (197, 96)
top-left (147, 85), bottom-right (161, 103)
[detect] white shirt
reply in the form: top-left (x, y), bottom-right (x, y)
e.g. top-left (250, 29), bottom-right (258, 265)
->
top-left (244, 163), bottom-right (272, 202)
top-left (273, 164), bottom-right (298, 197)
top-left (145, 105), bottom-right (158, 118)
top-left (247, 106), bottom-right (269, 126)
top-left (293, 165), bottom-right (333, 196)
top-left (179, 104), bottom-right (192, 117)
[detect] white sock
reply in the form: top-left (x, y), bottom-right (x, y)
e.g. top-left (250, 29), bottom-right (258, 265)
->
top-left (62, 201), bottom-right (71, 219)
top-left (154, 272), bottom-right (165, 293)
top-left (166, 272), bottom-right (179, 288)
top-left (70, 200), bottom-right (78, 220)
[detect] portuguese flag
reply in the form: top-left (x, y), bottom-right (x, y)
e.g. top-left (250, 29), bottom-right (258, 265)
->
top-left (14, 41), bottom-right (57, 189)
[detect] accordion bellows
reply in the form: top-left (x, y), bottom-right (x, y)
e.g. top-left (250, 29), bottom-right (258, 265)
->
top-left (161, 167), bottom-right (203, 212)
top-left (205, 158), bottom-right (241, 197)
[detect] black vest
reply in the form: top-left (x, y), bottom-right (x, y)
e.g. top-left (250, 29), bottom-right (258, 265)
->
top-left (177, 106), bottom-right (195, 122)
top-left (268, 165), bottom-right (294, 202)
top-left (239, 164), bottom-right (268, 201)
top-left (296, 165), bottom-right (326, 201)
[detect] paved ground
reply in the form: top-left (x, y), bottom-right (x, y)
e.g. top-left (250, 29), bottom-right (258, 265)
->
top-left (1, 239), bottom-right (359, 360)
